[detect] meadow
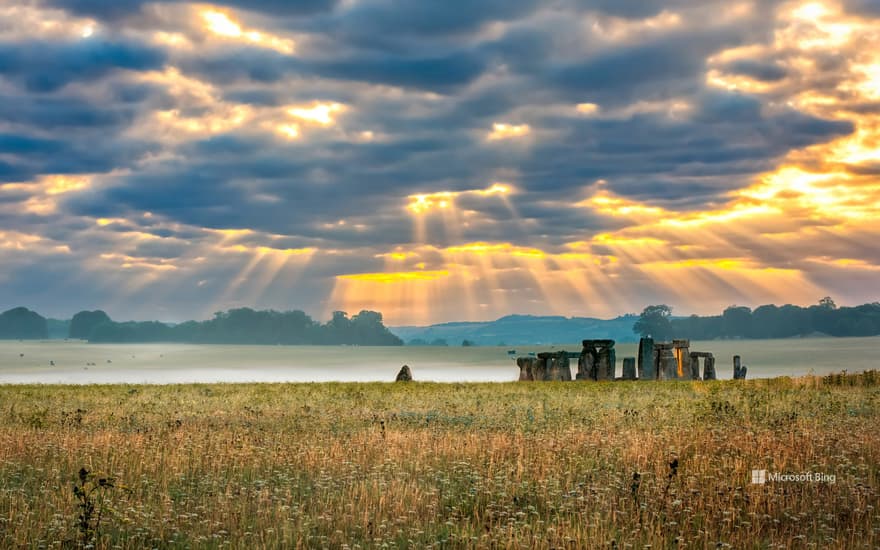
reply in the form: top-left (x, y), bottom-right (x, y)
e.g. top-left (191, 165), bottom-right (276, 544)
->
top-left (1, 372), bottom-right (878, 548)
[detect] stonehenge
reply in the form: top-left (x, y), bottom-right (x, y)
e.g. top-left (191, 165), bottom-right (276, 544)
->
top-left (516, 338), bottom-right (743, 381)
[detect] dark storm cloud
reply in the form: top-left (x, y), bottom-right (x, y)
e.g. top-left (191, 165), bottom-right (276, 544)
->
top-left (178, 46), bottom-right (488, 93)
top-left (841, 0), bottom-right (880, 16)
top-left (721, 59), bottom-right (788, 82)
top-left (547, 32), bottom-right (737, 105)
top-left (502, 100), bottom-right (851, 205)
top-left (568, 0), bottom-right (684, 19)
top-left (307, 51), bottom-right (488, 93)
top-left (0, 93), bottom-right (137, 129)
top-left (0, 133), bottom-right (63, 155)
top-left (0, 126), bottom-right (158, 183)
top-left (302, 0), bottom-right (541, 53)
top-left (63, 83), bottom-right (852, 241)
top-left (0, 39), bottom-right (165, 92)
top-left (41, 0), bottom-right (341, 20)
top-left (129, 239), bottom-right (191, 259)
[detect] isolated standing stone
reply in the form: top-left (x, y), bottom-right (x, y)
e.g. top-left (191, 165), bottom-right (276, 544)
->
top-left (733, 355), bottom-right (747, 379)
top-left (622, 357), bottom-right (636, 380)
top-left (395, 365), bottom-right (413, 381)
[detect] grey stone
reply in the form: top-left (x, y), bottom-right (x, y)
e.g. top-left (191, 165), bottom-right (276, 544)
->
top-left (395, 365), bottom-right (413, 381)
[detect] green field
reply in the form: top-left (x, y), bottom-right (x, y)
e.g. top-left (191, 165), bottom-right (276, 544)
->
top-left (1, 373), bottom-right (878, 548)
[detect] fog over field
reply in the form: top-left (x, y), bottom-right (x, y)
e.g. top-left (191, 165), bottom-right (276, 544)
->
top-left (1, 337), bottom-right (877, 384)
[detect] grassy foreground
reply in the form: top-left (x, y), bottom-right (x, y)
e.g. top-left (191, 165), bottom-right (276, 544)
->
top-left (1, 372), bottom-right (878, 549)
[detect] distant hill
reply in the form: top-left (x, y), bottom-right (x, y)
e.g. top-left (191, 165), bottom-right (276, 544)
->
top-left (0, 307), bottom-right (48, 339)
top-left (390, 314), bottom-right (640, 346)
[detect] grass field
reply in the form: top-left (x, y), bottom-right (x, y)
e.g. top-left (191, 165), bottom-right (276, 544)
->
top-left (1, 372), bottom-right (878, 548)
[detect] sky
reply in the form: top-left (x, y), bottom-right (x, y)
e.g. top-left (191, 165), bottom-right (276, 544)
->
top-left (1, 0), bottom-right (879, 326)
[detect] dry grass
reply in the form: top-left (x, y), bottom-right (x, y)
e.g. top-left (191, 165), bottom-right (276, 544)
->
top-left (0, 373), bottom-right (878, 548)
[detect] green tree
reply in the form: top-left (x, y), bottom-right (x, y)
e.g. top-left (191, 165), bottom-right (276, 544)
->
top-left (0, 307), bottom-right (48, 339)
top-left (69, 310), bottom-right (112, 340)
top-left (632, 305), bottom-right (672, 340)
top-left (721, 305), bottom-right (751, 338)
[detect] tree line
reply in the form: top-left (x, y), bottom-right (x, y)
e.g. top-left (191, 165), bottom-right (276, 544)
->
top-left (0, 307), bottom-right (403, 345)
top-left (633, 298), bottom-right (880, 340)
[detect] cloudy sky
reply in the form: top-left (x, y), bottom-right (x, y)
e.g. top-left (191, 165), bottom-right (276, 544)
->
top-left (1, 0), bottom-right (878, 325)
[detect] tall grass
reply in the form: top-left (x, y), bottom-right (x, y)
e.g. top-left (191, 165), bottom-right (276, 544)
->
top-left (1, 373), bottom-right (878, 548)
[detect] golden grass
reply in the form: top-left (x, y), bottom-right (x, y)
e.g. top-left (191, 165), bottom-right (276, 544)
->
top-left (0, 373), bottom-right (878, 548)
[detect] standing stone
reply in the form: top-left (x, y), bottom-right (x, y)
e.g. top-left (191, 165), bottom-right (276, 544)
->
top-left (733, 355), bottom-right (747, 379)
top-left (532, 356), bottom-right (548, 381)
top-left (658, 345), bottom-right (678, 380)
top-left (622, 357), bottom-right (637, 380)
top-left (607, 345), bottom-right (617, 380)
top-left (638, 337), bottom-right (655, 380)
top-left (596, 347), bottom-right (611, 381)
top-left (672, 340), bottom-right (691, 380)
top-left (704, 356), bottom-right (716, 380)
top-left (395, 365), bottom-right (413, 381)
top-left (540, 352), bottom-right (572, 381)
top-left (678, 352), bottom-right (692, 380)
top-left (537, 353), bottom-right (552, 381)
top-left (517, 357), bottom-right (535, 381)
top-left (577, 350), bottom-right (595, 380)
top-left (689, 353), bottom-right (701, 380)
top-left (555, 353), bottom-right (572, 381)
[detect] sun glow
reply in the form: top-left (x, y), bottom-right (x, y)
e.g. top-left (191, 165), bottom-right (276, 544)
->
top-left (487, 122), bottom-right (530, 141)
top-left (406, 183), bottom-right (516, 215)
top-left (201, 9), bottom-right (294, 53)
top-left (287, 102), bottom-right (346, 126)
